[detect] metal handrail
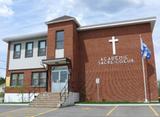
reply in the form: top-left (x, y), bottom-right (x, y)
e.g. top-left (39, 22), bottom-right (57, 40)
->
top-left (60, 81), bottom-right (68, 100)
top-left (28, 86), bottom-right (42, 102)
top-left (60, 77), bottom-right (70, 105)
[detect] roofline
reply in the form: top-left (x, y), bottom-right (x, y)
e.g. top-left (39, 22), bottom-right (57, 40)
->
top-left (45, 17), bottom-right (80, 26)
top-left (3, 31), bottom-right (47, 42)
top-left (3, 17), bottom-right (156, 43)
top-left (77, 17), bottom-right (156, 31)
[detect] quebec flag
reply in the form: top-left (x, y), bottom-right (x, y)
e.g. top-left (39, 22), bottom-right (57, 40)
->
top-left (141, 39), bottom-right (151, 60)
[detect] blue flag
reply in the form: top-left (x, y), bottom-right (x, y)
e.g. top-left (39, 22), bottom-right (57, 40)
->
top-left (141, 39), bottom-right (151, 60)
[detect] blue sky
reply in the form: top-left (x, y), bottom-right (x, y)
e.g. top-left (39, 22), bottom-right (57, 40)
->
top-left (0, 0), bottom-right (160, 79)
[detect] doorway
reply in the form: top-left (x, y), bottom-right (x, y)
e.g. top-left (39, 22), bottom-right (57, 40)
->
top-left (51, 66), bottom-right (68, 92)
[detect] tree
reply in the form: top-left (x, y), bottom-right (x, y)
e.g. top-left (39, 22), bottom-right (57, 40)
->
top-left (158, 81), bottom-right (160, 97)
top-left (0, 77), bottom-right (5, 85)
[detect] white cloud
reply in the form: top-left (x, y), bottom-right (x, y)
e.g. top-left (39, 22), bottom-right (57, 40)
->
top-left (0, 0), bottom-right (160, 79)
top-left (40, 0), bottom-right (146, 25)
top-left (0, 0), bottom-right (14, 17)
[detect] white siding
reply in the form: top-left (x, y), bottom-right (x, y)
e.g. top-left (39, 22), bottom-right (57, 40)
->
top-left (4, 93), bottom-right (39, 102)
top-left (9, 39), bottom-right (46, 70)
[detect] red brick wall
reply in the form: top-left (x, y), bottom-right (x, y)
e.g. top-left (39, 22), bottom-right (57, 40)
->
top-left (47, 21), bottom-right (79, 92)
top-left (5, 20), bottom-right (158, 102)
top-left (78, 23), bottom-right (158, 102)
top-left (5, 68), bottom-right (47, 93)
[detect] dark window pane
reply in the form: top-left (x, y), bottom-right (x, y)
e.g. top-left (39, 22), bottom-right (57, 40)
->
top-left (13, 44), bottom-right (21, 59)
top-left (11, 74), bottom-right (18, 86)
top-left (26, 42), bottom-right (33, 57)
top-left (40, 41), bottom-right (45, 49)
top-left (39, 72), bottom-right (47, 87)
top-left (56, 41), bottom-right (64, 49)
top-left (11, 73), bottom-right (24, 87)
top-left (56, 31), bottom-right (64, 49)
top-left (38, 40), bottom-right (46, 56)
top-left (32, 72), bottom-right (47, 87)
top-left (18, 74), bottom-right (24, 86)
top-left (60, 71), bottom-right (68, 83)
top-left (32, 73), bottom-right (39, 86)
top-left (27, 43), bottom-right (33, 50)
top-left (56, 31), bottom-right (64, 41)
top-left (15, 45), bottom-right (21, 51)
top-left (39, 48), bottom-right (46, 56)
top-left (53, 72), bottom-right (59, 82)
top-left (14, 52), bottom-right (21, 58)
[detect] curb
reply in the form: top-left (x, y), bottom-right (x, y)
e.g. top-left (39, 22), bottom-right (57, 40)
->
top-left (75, 104), bottom-right (160, 106)
top-left (0, 103), bottom-right (29, 106)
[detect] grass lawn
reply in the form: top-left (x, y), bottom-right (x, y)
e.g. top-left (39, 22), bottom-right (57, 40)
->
top-left (76, 101), bottom-right (160, 104)
top-left (0, 93), bottom-right (4, 97)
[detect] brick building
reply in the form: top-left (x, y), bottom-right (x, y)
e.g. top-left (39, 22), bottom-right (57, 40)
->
top-left (3, 16), bottom-right (158, 105)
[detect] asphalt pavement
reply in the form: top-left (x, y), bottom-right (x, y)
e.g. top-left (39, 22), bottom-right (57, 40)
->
top-left (0, 105), bottom-right (159, 117)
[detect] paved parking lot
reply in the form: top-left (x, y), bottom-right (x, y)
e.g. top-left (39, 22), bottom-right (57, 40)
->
top-left (0, 105), bottom-right (160, 117)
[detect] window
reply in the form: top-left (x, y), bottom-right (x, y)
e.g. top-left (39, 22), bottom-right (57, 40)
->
top-left (56, 31), bottom-right (64, 49)
top-left (11, 73), bottom-right (24, 86)
top-left (32, 72), bottom-right (47, 87)
top-left (25, 42), bottom-right (33, 57)
top-left (32, 73), bottom-right (39, 86)
top-left (60, 71), bottom-right (68, 83)
top-left (38, 40), bottom-right (46, 56)
top-left (13, 44), bottom-right (21, 59)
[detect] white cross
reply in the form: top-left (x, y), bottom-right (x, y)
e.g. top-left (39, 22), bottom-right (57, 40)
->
top-left (108, 36), bottom-right (119, 55)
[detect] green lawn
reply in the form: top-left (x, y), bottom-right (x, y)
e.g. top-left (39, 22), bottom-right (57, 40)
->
top-left (77, 101), bottom-right (159, 104)
top-left (0, 93), bottom-right (4, 97)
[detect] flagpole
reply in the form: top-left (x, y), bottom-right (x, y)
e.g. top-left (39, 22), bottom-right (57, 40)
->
top-left (140, 35), bottom-right (148, 103)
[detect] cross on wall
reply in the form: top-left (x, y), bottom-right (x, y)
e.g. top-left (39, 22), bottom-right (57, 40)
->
top-left (108, 36), bottom-right (119, 55)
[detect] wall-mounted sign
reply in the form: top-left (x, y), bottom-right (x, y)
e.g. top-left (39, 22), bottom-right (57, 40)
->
top-left (97, 36), bottom-right (134, 65)
top-left (96, 78), bottom-right (100, 84)
top-left (98, 55), bottom-right (134, 65)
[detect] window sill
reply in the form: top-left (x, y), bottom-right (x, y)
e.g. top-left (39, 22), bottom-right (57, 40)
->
top-left (25, 56), bottom-right (33, 58)
top-left (31, 86), bottom-right (46, 88)
top-left (7, 86), bottom-right (24, 88)
top-left (13, 58), bottom-right (21, 59)
top-left (38, 55), bottom-right (46, 57)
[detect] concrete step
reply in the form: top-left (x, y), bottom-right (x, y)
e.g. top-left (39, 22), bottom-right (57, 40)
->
top-left (30, 92), bottom-right (61, 108)
top-left (32, 99), bottom-right (59, 102)
top-left (35, 98), bottom-right (60, 100)
top-left (30, 102), bottom-right (59, 106)
top-left (30, 105), bottom-right (58, 108)
top-left (30, 104), bottom-right (59, 107)
top-left (32, 100), bottom-right (60, 103)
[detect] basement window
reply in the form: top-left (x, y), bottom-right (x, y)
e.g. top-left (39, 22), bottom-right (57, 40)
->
top-left (31, 72), bottom-right (47, 87)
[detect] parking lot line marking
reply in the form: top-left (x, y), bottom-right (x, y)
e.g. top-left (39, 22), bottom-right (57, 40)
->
top-left (106, 106), bottom-right (118, 116)
top-left (149, 105), bottom-right (159, 116)
top-left (30, 108), bottom-right (58, 117)
top-left (0, 107), bottom-right (28, 115)
top-left (81, 107), bottom-right (92, 110)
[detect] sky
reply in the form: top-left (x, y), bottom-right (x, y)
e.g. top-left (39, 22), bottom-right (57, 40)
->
top-left (0, 0), bottom-right (160, 79)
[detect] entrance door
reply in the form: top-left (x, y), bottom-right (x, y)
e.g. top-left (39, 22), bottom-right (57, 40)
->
top-left (51, 66), bottom-right (68, 92)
